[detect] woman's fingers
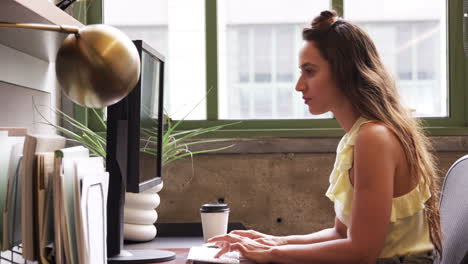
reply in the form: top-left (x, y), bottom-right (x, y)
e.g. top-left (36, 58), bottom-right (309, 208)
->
top-left (230, 242), bottom-right (246, 255)
top-left (214, 242), bottom-right (246, 258)
top-left (209, 233), bottom-right (272, 261)
top-left (208, 234), bottom-right (229, 243)
top-left (211, 235), bottom-right (247, 258)
top-left (213, 241), bottom-right (227, 249)
top-left (211, 236), bottom-right (272, 263)
top-left (208, 233), bottom-right (243, 243)
top-left (230, 230), bottom-right (260, 238)
top-left (254, 238), bottom-right (272, 245)
top-left (214, 243), bottom-right (230, 258)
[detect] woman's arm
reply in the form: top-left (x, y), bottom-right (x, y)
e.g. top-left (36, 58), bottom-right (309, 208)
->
top-left (269, 123), bottom-right (398, 264)
top-left (211, 123), bottom-right (399, 263)
top-left (279, 217), bottom-right (347, 245)
top-left (231, 217), bottom-right (347, 246)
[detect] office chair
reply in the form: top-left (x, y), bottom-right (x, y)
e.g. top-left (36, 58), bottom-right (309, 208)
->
top-left (461, 251), bottom-right (468, 264)
top-left (436, 155), bottom-right (468, 264)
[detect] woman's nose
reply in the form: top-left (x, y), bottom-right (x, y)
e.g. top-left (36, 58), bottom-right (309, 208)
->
top-left (295, 76), bottom-right (304, 92)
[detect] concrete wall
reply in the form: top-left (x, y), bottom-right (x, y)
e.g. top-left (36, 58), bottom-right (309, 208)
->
top-left (156, 137), bottom-right (467, 236)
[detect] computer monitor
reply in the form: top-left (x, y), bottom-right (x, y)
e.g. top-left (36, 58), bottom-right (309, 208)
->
top-left (106, 40), bottom-right (175, 263)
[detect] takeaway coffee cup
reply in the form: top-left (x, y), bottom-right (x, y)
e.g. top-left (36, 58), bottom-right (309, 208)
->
top-left (200, 204), bottom-right (230, 242)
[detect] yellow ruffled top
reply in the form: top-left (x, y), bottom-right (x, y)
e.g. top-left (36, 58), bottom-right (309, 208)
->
top-left (326, 117), bottom-right (434, 258)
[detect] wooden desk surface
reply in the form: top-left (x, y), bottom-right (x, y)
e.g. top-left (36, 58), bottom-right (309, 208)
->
top-left (158, 248), bottom-right (189, 264)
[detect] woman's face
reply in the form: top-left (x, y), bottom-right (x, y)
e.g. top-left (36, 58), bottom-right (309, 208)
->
top-left (295, 41), bottom-right (343, 115)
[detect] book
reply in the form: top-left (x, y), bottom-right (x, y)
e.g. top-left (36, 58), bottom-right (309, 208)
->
top-left (2, 143), bottom-right (23, 251)
top-left (53, 146), bottom-right (89, 264)
top-left (36, 152), bottom-right (56, 264)
top-left (53, 152), bottom-right (64, 264)
top-left (21, 134), bottom-right (66, 261)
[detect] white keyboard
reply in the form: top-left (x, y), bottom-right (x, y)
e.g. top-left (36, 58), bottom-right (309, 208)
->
top-left (187, 246), bottom-right (240, 264)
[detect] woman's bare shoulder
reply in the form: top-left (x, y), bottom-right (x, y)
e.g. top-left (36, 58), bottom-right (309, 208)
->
top-left (352, 122), bottom-right (402, 190)
top-left (355, 122), bottom-right (402, 154)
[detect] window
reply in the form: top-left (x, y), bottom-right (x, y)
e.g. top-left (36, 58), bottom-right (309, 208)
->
top-left (217, 0), bottom-right (331, 120)
top-left (104, 0), bottom-right (206, 120)
top-left (345, 0), bottom-right (447, 118)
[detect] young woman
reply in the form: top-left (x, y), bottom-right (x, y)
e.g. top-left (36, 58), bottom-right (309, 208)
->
top-left (209, 10), bottom-right (441, 264)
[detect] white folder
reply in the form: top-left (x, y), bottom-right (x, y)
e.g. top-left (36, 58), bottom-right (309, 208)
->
top-left (75, 157), bottom-right (109, 264)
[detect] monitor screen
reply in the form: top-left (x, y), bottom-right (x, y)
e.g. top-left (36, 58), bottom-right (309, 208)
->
top-left (135, 41), bottom-right (165, 192)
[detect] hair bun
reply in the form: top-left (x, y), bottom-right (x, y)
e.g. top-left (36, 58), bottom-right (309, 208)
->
top-left (320, 10), bottom-right (337, 19)
top-left (311, 10), bottom-right (338, 29)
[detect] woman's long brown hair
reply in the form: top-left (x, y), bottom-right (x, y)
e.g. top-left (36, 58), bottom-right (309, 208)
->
top-left (303, 10), bottom-right (442, 255)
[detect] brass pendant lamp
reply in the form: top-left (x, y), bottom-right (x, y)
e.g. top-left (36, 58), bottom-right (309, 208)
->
top-left (0, 22), bottom-right (140, 108)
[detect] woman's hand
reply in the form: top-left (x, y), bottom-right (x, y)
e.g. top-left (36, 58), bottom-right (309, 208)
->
top-left (229, 230), bottom-right (287, 246)
top-left (208, 233), bottom-right (274, 263)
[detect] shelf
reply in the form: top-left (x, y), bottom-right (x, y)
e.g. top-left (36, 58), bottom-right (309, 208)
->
top-left (0, 0), bottom-right (84, 62)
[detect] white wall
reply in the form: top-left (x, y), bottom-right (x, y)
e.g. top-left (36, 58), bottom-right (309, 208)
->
top-left (0, 44), bottom-right (57, 95)
top-left (0, 44), bottom-right (57, 133)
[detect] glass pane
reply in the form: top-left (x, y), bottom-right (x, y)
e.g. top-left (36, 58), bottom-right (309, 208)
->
top-left (397, 24), bottom-right (412, 80)
top-left (277, 25), bottom-right (295, 83)
top-left (253, 26), bottom-right (272, 83)
top-left (237, 27), bottom-right (250, 83)
top-left (277, 86), bottom-right (294, 118)
top-left (345, 0), bottom-right (447, 117)
top-left (416, 22), bottom-right (438, 80)
top-left (218, 0), bottom-right (331, 120)
top-left (253, 86), bottom-right (272, 118)
top-left (104, 0), bottom-right (206, 120)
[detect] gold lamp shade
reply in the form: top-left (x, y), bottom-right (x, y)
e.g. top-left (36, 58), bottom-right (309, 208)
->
top-left (56, 24), bottom-right (140, 108)
top-left (0, 22), bottom-right (140, 108)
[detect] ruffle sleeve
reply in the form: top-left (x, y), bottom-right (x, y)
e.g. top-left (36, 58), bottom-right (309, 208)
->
top-left (390, 182), bottom-right (431, 222)
top-left (325, 118), bottom-right (363, 204)
top-left (325, 144), bottom-right (353, 203)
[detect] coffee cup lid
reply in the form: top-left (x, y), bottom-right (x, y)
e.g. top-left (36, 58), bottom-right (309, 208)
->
top-left (200, 204), bottom-right (229, 213)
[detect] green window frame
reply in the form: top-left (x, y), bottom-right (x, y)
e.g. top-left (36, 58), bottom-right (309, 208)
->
top-left (176, 0), bottom-right (468, 138)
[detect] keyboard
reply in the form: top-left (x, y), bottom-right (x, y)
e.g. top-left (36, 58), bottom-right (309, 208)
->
top-left (187, 246), bottom-right (240, 264)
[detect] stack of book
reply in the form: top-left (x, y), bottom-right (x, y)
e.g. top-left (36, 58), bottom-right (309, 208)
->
top-left (0, 130), bottom-right (109, 264)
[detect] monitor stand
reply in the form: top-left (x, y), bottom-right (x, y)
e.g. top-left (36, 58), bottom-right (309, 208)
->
top-left (107, 249), bottom-right (176, 263)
